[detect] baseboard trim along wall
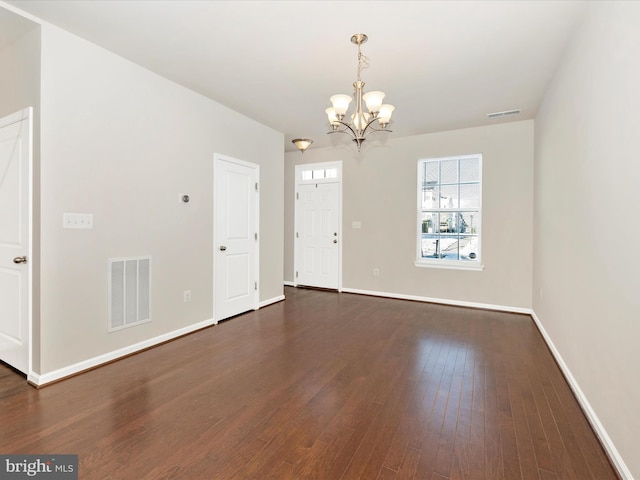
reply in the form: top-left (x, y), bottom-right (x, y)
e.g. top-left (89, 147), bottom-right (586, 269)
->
top-left (340, 287), bottom-right (533, 315)
top-left (29, 293), bottom-right (288, 387)
top-left (27, 317), bottom-right (217, 387)
top-left (259, 294), bottom-right (285, 308)
top-left (530, 311), bottom-right (633, 480)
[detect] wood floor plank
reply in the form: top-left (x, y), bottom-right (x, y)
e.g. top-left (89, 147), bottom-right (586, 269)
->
top-left (382, 337), bottom-right (444, 472)
top-left (376, 466), bottom-right (399, 480)
top-left (0, 287), bottom-right (620, 480)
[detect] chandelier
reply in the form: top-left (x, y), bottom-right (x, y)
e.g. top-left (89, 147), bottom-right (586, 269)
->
top-left (326, 33), bottom-right (395, 151)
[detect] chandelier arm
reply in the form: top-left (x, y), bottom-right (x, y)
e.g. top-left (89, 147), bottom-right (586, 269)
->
top-left (327, 120), bottom-right (361, 140)
top-left (361, 117), bottom-right (393, 137)
top-left (328, 130), bottom-right (359, 138)
top-left (363, 125), bottom-right (393, 135)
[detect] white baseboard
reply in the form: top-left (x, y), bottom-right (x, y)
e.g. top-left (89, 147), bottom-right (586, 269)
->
top-left (283, 281), bottom-right (295, 287)
top-left (259, 294), bottom-right (285, 308)
top-left (29, 294), bottom-right (288, 387)
top-left (340, 287), bottom-right (533, 315)
top-left (28, 317), bottom-right (217, 387)
top-left (530, 310), bottom-right (634, 480)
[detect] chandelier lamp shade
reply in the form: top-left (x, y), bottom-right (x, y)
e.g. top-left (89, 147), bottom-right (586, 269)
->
top-left (326, 33), bottom-right (395, 151)
top-left (291, 138), bottom-right (313, 153)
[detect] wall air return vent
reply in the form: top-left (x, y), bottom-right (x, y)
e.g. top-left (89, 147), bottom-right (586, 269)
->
top-left (486, 109), bottom-right (522, 119)
top-left (109, 256), bottom-right (151, 332)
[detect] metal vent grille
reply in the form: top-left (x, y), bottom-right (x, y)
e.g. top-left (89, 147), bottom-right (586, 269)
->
top-left (109, 256), bottom-right (151, 331)
top-left (486, 109), bottom-right (522, 118)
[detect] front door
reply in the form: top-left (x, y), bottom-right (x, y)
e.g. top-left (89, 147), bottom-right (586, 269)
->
top-left (214, 155), bottom-right (259, 322)
top-left (0, 108), bottom-right (32, 374)
top-left (296, 182), bottom-right (340, 289)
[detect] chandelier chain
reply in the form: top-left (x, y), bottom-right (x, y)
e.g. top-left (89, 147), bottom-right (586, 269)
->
top-left (356, 42), bottom-right (369, 82)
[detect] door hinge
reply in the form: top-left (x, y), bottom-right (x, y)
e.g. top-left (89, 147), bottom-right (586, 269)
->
top-left (296, 232), bottom-right (299, 238)
top-left (255, 281), bottom-right (258, 290)
top-left (255, 182), bottom-right (259, 191)
top-left (255, 232), bottom-right (258, 240)
top-left (295, 271), bottom-right (298, 278)
top-left (296, 192), bottom-right (299, 200)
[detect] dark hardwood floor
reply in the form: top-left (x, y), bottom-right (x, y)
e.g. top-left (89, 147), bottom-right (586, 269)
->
top-left (0, 287), bottom-right (618, 479)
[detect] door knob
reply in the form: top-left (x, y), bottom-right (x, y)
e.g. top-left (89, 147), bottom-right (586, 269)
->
top-left (333, 239), bottom-right (337, 244)
top-left (219, 246), bottom-right (227, 251)
top-left (13, 256), bottom-right (27, 264)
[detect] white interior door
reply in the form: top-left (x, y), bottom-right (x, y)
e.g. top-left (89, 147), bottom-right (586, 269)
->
top-left (0, 108), bottom-right (32, 374)
top-left (214, 155), bottom-right (259, 322)
top-left (296, 182), bottom-right (340, 289)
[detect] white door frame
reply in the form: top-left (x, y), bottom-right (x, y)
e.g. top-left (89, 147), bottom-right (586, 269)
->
top-left (294, 161), bottom-right (342, 291)
top-left (213, 153), bottom-right (259, 323)
top-left (0, 107), bottom-right (33, 377)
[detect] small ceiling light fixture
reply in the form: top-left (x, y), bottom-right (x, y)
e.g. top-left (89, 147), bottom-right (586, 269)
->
top-left (292, 138), bottom-right (313, 153)
top-left (326, 33), bottom-right (394, 152)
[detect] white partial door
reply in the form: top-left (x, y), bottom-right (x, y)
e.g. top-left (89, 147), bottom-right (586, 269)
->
top-left (214, 155), bottom-right (259, 322)
top-left (296, 182), bottom-right (340, 289)
top-left (0, 108), bottom-right (32, 374)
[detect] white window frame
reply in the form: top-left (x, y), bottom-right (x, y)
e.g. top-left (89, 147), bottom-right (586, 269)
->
top-left (415, 154), bottom-right (484, 271)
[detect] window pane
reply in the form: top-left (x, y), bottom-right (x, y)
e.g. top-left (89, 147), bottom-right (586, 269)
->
top-left (459, 211), bottom-right (479, 234)
top-left (424, 162), bottom-right (439, 184)
top-left (460, 183), bottom-right (480, 208)
top-left (301, 170), bottom-right (312, 180)
top-left (439, 236), bottom-right (460, 260)
top-left (460, 157), bottom-right (479, 182)
top-left (421, 186), bottom-right (438, 209)
top-left (313, 169), bottom-right (325, 179)
top-left (459, 235), bottom-right (479, 260)
top-left (420, 236), bottom-right (439, 258)
top-left (420, 212), bottom-right (437, 233)
top-left (441, 159), bottom-right (458, 184)
top-left (440, 185), bottom-right (458, 208)
top-left (439, 212), bottom-right (456, 232)
top-left (325, 168), bottom-right (337, 178)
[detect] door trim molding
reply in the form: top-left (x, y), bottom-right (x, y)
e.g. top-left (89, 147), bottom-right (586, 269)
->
top-left (294, 161), bottom-right (342, 291)
top-left (213, 153), bottom-right (260, 323)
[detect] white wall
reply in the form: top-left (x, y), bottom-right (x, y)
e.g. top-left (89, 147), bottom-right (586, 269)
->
top-left (534, 2), bottom-right (640, 478)
top-left (285, 120), bottom-right (534, 310)
top-left (38, 24), bottom-right (283, 374)
top-left (0, 19), bottom-right (39, 119)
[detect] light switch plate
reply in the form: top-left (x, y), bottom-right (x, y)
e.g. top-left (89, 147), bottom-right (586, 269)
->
top-left (63, 213), bottom-right (94, 229)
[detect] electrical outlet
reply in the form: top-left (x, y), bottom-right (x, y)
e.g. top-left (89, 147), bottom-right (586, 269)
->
top-left (373, 268), bottom-right (380, 277)
top-left (183, 290), bottom-right (191, 302)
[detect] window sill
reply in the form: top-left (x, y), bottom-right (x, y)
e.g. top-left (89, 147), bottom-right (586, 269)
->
top-left (414, 260), bottom-right (484, 271)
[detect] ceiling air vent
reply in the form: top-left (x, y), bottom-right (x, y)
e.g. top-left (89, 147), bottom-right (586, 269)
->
top-left (486, 109), bottom-right (521, 119)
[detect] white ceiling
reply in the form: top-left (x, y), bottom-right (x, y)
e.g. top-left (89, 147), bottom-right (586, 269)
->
top-left (2, 0), bottom-right (586, 151)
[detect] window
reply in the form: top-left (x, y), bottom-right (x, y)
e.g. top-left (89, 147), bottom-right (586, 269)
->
top-left (416, 154), bottom-right (482, 269)
top-left (300, 167), bottom-right (337, 181)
